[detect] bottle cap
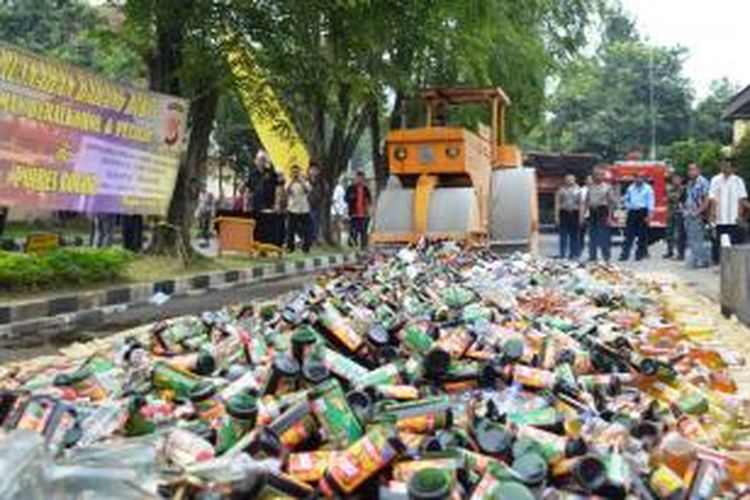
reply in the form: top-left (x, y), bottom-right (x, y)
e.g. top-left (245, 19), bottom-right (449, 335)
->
top-left (273, 353), bottom-right (301, 377)
top-left (564, 437), bottom-right (588, 457)
top-left (495, 481), bottom-right (535, 500)
top-left (195, 352), bottom-right (216, 375)
top-left (512, 452), bottom-right (548, 486)
top-left (302, 359), bottom-right (330, 385)
top-left (407, 467), bottom-right (453, 500)
top-left (423, 347), bottom-right (451, 380)
top-left (189, 382), bottom-right (216, 402)
top-left (502, 339), bottom-right (525, 363)
top-left (226, 394), bottom-right (258, 423)
top-left (573, 455), bottom-right (607, 491)
top-left (474, 419), bottom-right (512, 456)
top-left (292, 327), bottom-right (317, 347)
top-left (368, 324), bottom-right (391, 346)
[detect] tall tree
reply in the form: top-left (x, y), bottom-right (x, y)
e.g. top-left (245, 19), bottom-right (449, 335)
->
top-left (544, 6), bottom-right (693, 160)
top-left (230, 0), bottom-right (596, 238)
top-left (0, 0), bottom-right (142, 80)
top-left (124, 0), bottom-right (237, 255)
top-left (691, 78), bottom-right (738, 143)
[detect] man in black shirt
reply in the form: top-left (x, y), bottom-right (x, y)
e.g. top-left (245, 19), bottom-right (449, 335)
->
top-left (247, 150), bottom-right (278, 244)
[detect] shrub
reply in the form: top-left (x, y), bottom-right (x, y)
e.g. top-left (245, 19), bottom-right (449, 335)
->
top-left (0, 247), bottom-right (132, 291)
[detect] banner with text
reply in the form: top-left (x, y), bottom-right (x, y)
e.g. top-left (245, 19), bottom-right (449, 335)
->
top-left (0, 43), bottom-right (188, 215)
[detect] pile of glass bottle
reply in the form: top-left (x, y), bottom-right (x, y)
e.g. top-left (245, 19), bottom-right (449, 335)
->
top-left (1, 241), bottom-right (749, 499)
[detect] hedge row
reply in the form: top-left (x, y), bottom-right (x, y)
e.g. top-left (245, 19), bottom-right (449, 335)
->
top-left (0, 248), bottom-right (132, 291)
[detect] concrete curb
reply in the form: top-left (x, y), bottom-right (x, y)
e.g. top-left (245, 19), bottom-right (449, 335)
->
top-left (0, 252), bottom-right (360, 341)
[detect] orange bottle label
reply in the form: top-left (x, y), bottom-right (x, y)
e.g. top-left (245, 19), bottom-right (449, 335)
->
top-left (288, 451), bottom-right (336, 483)
top-left (326, 427), bottom-right (399, 494)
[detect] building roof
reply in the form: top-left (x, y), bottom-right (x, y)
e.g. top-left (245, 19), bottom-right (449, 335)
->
top-left (524, 152), bottom-right (600, 175)
top-left (420, 87), bottom-right (511, 106)
top-left (722, 85), bottom-right (750, 120)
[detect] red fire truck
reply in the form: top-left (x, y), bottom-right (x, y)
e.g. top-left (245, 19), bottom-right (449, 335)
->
top-left (604, 160), bottom-right (668, 240)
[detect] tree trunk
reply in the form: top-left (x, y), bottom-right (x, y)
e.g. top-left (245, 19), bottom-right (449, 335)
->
top-left (370, 101), bottom-right (388, 192)
top-left (145, 1), bottom-right (219, 257)
top-left (150, 86), bottom-right (219, 256)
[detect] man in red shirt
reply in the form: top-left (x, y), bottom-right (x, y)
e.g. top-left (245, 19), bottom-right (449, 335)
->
top-left (345, 171), bottom-right (372, 249)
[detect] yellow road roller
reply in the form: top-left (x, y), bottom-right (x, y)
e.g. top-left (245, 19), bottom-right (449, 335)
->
top-left (371, 86), bottom-right (538, 250)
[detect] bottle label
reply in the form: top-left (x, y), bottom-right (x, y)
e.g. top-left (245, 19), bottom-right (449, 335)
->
top-left (355, 363), bottom-right (402, 388)
top-left (376, 384), bottom-right (419, 400)
top-left (508, 407), bottom-right (559, 427)
top-left (311, 381), bottom-right (363, 447)
top-left (278, 414), bottom-right (317, 449)
top-left (322, 348), bottom-right (369, 382)
top-left (513, 365), bottom-right (555, 389)
top-left (288, 451), bottom-right (337, 483)
top-left (16, 397), bottom-right (55, 433)
top-left (649, 465), bottom-right (684, 498)
top-left (402, 324), bottom-right (434, 355)
top-left (326, 426), bottom-right (399, 494)
top-left (396, 411), bottom-right (448, 433)
top-left (320, 305), bottom-right (364, 352)
top-left (393, 458), bottom-right (457, 482)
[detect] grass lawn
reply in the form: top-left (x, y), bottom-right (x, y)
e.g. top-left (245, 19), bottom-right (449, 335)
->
top-left (0, 245), bottom-right (344, 303)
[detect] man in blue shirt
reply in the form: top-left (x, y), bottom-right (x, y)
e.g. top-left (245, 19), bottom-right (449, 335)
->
top-left (619, 172), bottom-right (655, 261)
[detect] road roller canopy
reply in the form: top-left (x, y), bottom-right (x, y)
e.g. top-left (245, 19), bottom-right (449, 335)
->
top-left (420, 86), bottom-right (511, 153)
top-left (420, 86), bottom-right (511, 106)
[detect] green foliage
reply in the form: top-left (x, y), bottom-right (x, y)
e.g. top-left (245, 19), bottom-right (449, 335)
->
top-left (0, 0), bottom-right (143, 81)
top-left (547, 38), bottom-right (693, 160)
top-left (734, 132), bottom-right (750, 183)
top-left (540, 6), bottom-right (739, 162)
top-left (0, 248), bottom-right (132, 291)
top-left (227, 0), bottom-right (596, 174)
top-left (214, 91), bottom-right (262, 177)
top-left (691, 78), bottom-right (737, 143)
top-left (667, 139), bottom-right (723, 176)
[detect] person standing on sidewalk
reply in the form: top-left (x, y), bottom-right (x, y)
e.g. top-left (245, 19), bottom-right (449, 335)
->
top-left (709, 157), bottom-right (747, 264)
top-left (619, 172), bottom-right (654, 262)
top-left (684, 163), bottom-right (710, 268)
top-left (195, 188), bottom-right (215, 248)
top-left (582, 167), bottom-right (617, 262)
top-left (345, 171), bottom-right (372, 249)
top-left (307, 161), bottom-right (328, 245)
top-left (578, 174), bottom-right (592, 256)
top-left (249, 150), bottom-right (279, 245)
top-left (270, 173), bottom-right (288, 248)
top-left (286, 165), bottom-right (312, 253)
top-left (664, 173), bottom-right (687, 260)
top-left (554, 174), bottom-right (582, 259)
top-left (331, 176), bottom-right (348, 247)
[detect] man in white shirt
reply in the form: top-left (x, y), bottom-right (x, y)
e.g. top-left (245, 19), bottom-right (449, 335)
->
top-left (709, 158), bottom-right (747, 264)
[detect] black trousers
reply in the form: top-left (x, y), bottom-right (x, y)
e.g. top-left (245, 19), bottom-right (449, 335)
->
top-left (558, 210), bottom-right (581, 258)
top-left (122, 215), bottom-right (143, 252)
top-left (621, 208), bottom-right (649, 260)
top-left (350, 217), bottom-right (369, 249)
top-left (712, 224), bottom-right (744, 264)
top-left (665, 212), bottom-right (686, 258)
top-left (287, 212), bottom-right (311, 253)
top-left (254, 211), bottom-right (274, 244)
